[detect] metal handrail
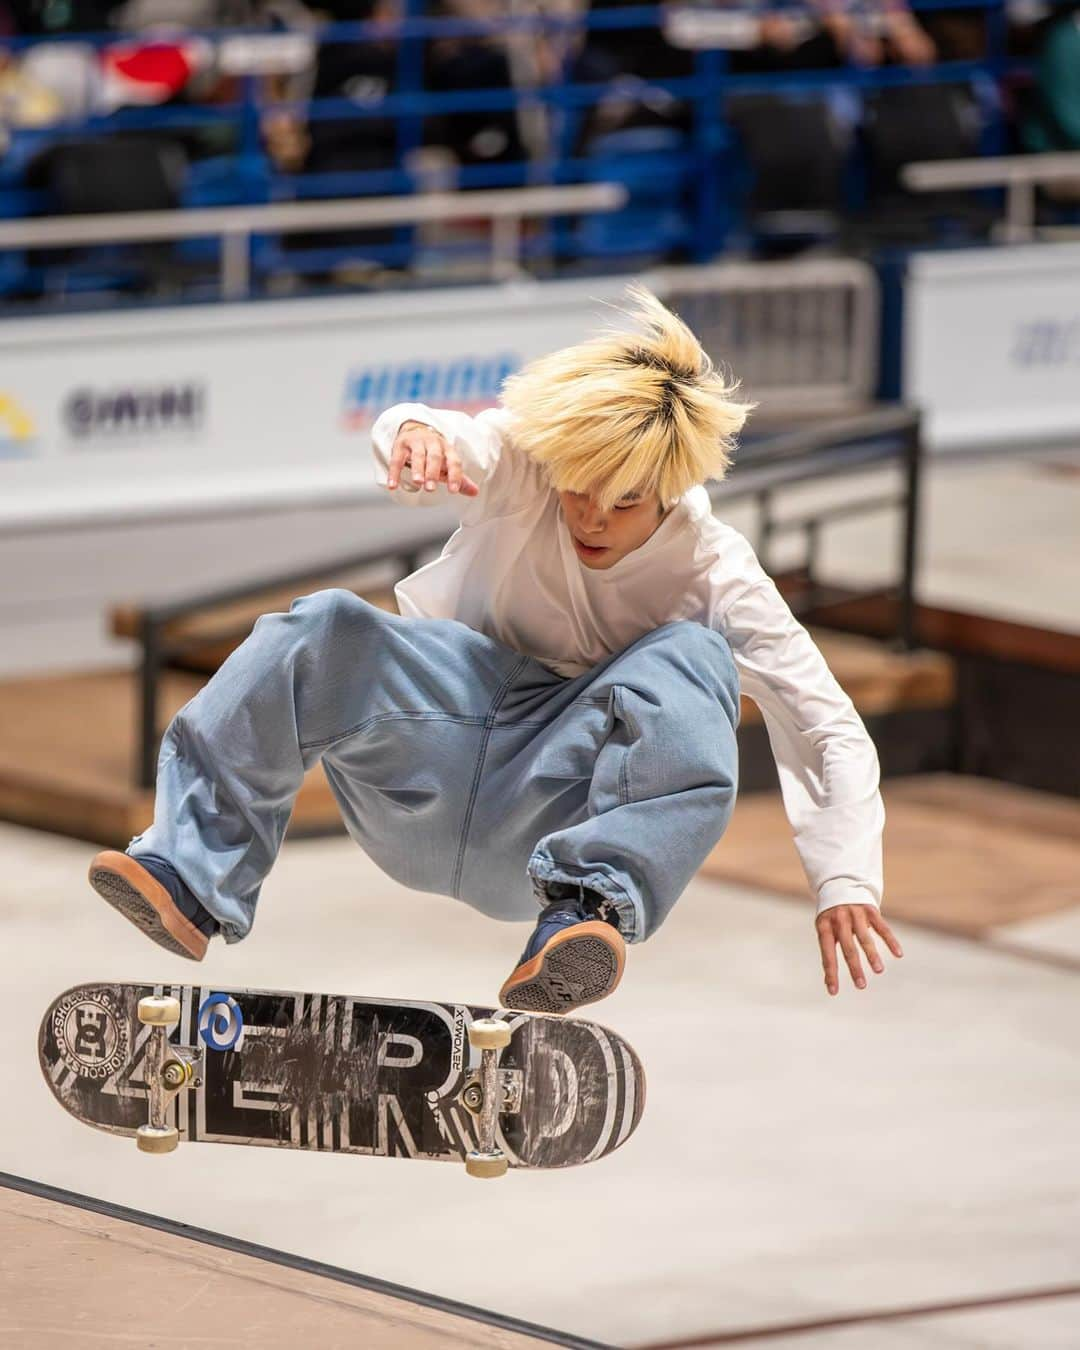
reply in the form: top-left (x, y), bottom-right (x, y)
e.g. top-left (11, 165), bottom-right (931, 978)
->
top-left (902, 152), bottom-right (1080, 243)
top-left (0, 184), bottom-right (628, 295)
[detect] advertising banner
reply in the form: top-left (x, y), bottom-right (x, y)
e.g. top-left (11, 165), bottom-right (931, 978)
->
top-left (0, 278), bottom-right (634, 531)
top-left (905, 242), bottom-right (1080, 451)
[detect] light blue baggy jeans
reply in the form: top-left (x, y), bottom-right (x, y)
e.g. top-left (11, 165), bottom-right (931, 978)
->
top-left (130, 589), bottom-right (740, 945)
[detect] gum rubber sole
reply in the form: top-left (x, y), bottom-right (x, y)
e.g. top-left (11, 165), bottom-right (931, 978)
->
top-left (87, 851), bottom-right (207, 962)
top-left (499, 920), bottom-right (625, 1015)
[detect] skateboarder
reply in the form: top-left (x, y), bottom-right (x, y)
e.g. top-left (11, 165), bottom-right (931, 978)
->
top-left (89, 287), bottom-right (902, 1013)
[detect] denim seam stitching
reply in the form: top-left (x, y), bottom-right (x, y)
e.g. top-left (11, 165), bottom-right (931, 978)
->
top-left (451, 655), bottom-right (533, 897)
top-left (490, 705), bottom-right (605, 729)
top-left (301, 698), bottom-right (611, 752)
top-left (614, 687), bottom-right (632, 806)
top-left (299, 710), bottom-right (487, 755)
top-left (490, 694), bottom-right (609, 729)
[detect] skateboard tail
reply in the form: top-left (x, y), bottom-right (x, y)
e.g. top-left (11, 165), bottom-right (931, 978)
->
top-left (39, 984), bottom-right (154, 1140)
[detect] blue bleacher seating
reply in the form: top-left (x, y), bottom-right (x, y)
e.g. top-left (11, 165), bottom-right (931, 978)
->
top-left (0, 2), bottom-right (1059, 302)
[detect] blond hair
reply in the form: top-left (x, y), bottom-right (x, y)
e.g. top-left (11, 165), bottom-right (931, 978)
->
top-left (499, 285), bottom-right (752, 513)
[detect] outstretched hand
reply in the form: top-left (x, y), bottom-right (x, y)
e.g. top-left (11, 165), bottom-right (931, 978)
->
top-left (817, 904), bottom-right (903, 996)
top-left (386, 420), bottom-right (481, 497)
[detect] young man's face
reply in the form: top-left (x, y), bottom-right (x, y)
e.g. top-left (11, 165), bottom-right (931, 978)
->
top-left (557, 488), bottom-right (666, 570)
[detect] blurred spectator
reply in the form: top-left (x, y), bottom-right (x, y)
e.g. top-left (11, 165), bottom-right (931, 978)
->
top-left (0, 0), bottom-right (312, 32)
top-left (569, 0), bottom-right (938, 156)
top-left (113, 0), bottom-right (246, 23)
top-left (581, 0), bottom-right (696, 80)
top-left (262, 1), bottom-right (398, 176)
top-left (1022, 1), bottom-right (1080, 201)
top-left (423, 0), bottom-right (528, 169)
top-left (918, 8), bottom-right (986, 62)
top-left (0, 35), bottom-right (210, 178)
top-left (729, 0), bottom-right (937, 72)
top-left (1023, 3), bottom-right (1080, 154)
top-left (0, 45), bottom-right (71, 134)
top-left (306, 6), bottom-right (398, 177)
top-left (828, 0), bottom-right (937, 67)
top-left (99, 36), bottom-right (211, 108)
top-left (113, 0), bottom-right (313, 26)
top-left (560, 0), bottom-right (693, 152)
top-left (0, 21), bottom-right (219, 131)
top-left (262, 1), bottom-right (405, 265)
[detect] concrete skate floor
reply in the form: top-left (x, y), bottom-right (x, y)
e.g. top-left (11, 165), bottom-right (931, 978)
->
top-left (1, 818), bottom-right (1079, 1348)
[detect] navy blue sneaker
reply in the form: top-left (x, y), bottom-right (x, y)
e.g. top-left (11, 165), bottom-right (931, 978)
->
top-left (499, 886), bottom-right (626, 1014)
top-left (88, 850), bottom-right (218, 961)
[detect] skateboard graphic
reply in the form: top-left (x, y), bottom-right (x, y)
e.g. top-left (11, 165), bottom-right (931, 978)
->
top-left (39, 983), bottom-right (645, 1177)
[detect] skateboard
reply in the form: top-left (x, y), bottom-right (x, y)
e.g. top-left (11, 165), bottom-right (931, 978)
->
top-left (39, 983), bottom-right (645, 1177)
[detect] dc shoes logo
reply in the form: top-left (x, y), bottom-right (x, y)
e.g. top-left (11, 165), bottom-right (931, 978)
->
top-left (54, 990), bottom-right (128, 1080)
top-left (198, 993), bottom-right (244, 1052)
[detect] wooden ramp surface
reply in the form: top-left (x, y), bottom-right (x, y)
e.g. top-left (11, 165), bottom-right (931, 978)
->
top-left (702, 774), bottom-right (1080, 934)
top-left (0, 1179), bottom-right (571, 1350)
top-left (0, 670), bottom-right (339, 847)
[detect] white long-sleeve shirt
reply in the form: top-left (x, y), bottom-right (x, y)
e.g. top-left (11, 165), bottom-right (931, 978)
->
top-left (371, 402), bottom-right (885, 918)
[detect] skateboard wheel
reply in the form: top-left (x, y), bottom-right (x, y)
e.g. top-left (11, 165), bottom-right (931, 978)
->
top-left (138, 995), bottom-right (181, 1026)
top-left (465, 1151), bottom-right (508, 1179)
top-left (137, 1124), bottom-right (179, 1154)
top-left (468, 1018), bottom-right (510, 1051)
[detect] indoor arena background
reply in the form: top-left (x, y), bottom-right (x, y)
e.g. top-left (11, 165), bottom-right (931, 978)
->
top-left (1, 3), bottom-right (1078, 1346)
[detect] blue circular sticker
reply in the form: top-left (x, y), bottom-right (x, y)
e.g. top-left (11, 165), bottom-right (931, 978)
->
top-left (198, 993), bottom-right (244, 1052)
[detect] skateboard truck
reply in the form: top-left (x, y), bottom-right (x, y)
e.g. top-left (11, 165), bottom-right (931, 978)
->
top-left (135, 995), bottom-right (203, 1155)
top-left (462, 1018), bottom-right (512, 1179)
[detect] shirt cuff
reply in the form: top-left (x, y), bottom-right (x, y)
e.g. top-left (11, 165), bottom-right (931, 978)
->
top-left (816, 879), bottom-right (881, 917)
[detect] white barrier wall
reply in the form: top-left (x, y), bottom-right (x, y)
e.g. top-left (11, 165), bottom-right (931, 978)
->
top-left (0, 278), bottom-right (633, 532)
top-left (905, 242), bottom-right (1080, 451)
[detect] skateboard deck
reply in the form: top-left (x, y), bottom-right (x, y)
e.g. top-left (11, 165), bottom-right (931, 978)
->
top-left (39, 983), bottom-right (645, 1173)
